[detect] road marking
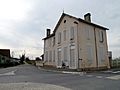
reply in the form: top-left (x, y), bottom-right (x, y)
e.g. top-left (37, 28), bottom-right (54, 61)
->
top-left (106, 75), bottom-right (120, 80)
top-left (112, 71), bottom-right (120, 74)
top-left (0, 69), bottom-right (17, 76)
top-left (86, 75), bottom-right (93, 77)
top-left (62, 71), bottom-right (86, 75)
top-left (102, 70), bottom-right (113, 73)
top-left (96, 76), bottom-right (103, 78)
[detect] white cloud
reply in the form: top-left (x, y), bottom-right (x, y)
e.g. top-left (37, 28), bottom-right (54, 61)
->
top-left (0, 0), bottom-right (33, 21)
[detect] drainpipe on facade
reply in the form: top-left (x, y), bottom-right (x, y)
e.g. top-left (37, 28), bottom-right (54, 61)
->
top-left (74, 21), bottom-right (80, 71)
top-left (94, 27), bottom-right (98, 70)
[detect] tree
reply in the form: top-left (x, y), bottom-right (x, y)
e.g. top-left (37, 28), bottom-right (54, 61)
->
top-left (20, 54), bottom-right (25, 64)
top-left (26, 57), bottom-right (30, 61)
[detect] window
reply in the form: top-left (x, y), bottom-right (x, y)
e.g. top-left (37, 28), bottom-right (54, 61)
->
top-left (53, 50), bottom-right (55, 62)
top-left (70, 27), bottom-right (74, 40)
top-left (45, 51), bottom-right (48, 61)
top-left (64, 47), bottom-right (67, 62)
top-left (53, 37), bottom-right (55, 46)
top-left (63, 30), bottom-right (66, 41)
top-left (70, 46), bottom-right (75, 68)
top-left (99, 31), bottom-right (104, 42)
top-left (48, 39), bottom-right (51, 47)
top-left (98, 47), bottom-right (105, 65)
top-left (86, 29), bottom-right (91, 40)
top-left (58, 48), bottom-right (61, 66)
top-left (49, 51), bottom-right (52, 62)
top-left (87, 46), bottom-right (93, 64)
top-left (45, 40), bottom-right (48, 49)
top-left (58, 32), bottom-right (61, 44)
top-left (64, 20), bottom-right (66, 23)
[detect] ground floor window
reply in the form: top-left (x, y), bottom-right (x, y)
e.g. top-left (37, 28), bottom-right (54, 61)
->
top-left (70, 46), bottom-right (75, 68)
top-left (45, 51), bottom-right (48, 61)
top-left (49, 51), bottom-right (52, 62)
top-left (98, 47), bottom-right (105, 65)
top-left (58, 48), bottom-right (61, 66)
top-left (53, 50), bottom-right (55, 62)
top-left (87, 46), bottom-right (93, 64)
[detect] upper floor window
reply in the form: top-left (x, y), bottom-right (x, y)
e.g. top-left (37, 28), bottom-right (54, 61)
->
top-left (99, 31), bottom-right (104, 43)
top-left (70, 26), bottom-right (74, 40)
top-left (58, 32), bottom-right (61, 44)
top-left (53, 37), bottom-right (55, 46)
top-left (63, 30), bottom-right (66, 41)
top-left (45, 51), bottom-right (48, 61)
top-left (53, 50), bottom-right (55, 62)
top-left (86, 29), bottom-right (91, 40)
top-left (49, 50), bottom-right (52, 62)
top-left (49, 38), bottom-right (51, 47)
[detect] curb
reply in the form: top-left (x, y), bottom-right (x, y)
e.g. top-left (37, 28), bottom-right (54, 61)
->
top-left (37, 67), bottom-right (86, 75)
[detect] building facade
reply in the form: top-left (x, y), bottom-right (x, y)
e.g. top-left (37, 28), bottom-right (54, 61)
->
top-left (43, 13), bottom-right (110, 70)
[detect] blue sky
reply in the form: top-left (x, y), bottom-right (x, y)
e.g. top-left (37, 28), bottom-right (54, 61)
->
top-left (0, 0), bottom-right (119, 59)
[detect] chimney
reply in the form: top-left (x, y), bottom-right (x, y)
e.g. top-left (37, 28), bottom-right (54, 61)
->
top-left (46, 29), bottom-right (51, 37)
top-left (84, 13), bottom-right (91, 22)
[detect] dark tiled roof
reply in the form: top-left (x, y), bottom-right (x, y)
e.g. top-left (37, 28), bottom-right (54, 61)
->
top-left (43, 13), bottom-right (109, 40)
top-left (42, 33), bottom-right (55, 40)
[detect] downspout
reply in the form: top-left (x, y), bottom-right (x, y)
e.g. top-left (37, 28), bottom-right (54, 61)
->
top-left (94, 27), bottom-right (98, 69)
top-left (74, 21), bottom-right (80, 70)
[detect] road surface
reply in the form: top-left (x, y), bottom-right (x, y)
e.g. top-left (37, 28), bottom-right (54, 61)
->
top-left (0, 64), bottom-right (120, 90)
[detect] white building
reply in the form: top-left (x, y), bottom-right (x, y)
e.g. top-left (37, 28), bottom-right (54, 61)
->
top-left (43, 13), bottom-right (110, 70)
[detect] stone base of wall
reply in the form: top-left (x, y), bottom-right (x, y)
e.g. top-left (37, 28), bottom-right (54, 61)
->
top-left (42, 63), bottom-right (109, 72)
top-left (78, 66), bottom-right (109, 71)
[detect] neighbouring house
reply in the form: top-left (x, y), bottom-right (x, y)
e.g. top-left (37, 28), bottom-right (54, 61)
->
top-left (0, 49), bottom-right (11, 65)
top-left (43, 13), bottom-right (110, 70)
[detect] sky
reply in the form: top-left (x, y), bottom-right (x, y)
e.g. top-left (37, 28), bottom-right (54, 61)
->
top-left (0, 0), bottom-right (119, 59)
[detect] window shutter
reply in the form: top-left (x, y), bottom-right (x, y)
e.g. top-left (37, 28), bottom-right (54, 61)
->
top-left (87, 46), bottom-right (93, 64)
top-left (70, 27), bottom-right (74, 40)
top-left (99, 31), bottom-right (104, 42)
top-left (63, 30), bottom-right (66, 41)
top-left (58, 48), bottom-right (61, 66)
top-left (58, 32), bottom-right (61, 44)
top-left (53, 50), bottom-right (55, 62)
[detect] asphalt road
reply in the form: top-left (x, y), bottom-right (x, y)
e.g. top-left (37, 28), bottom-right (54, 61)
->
top-left (0, 64), bottom-right (120, 90)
